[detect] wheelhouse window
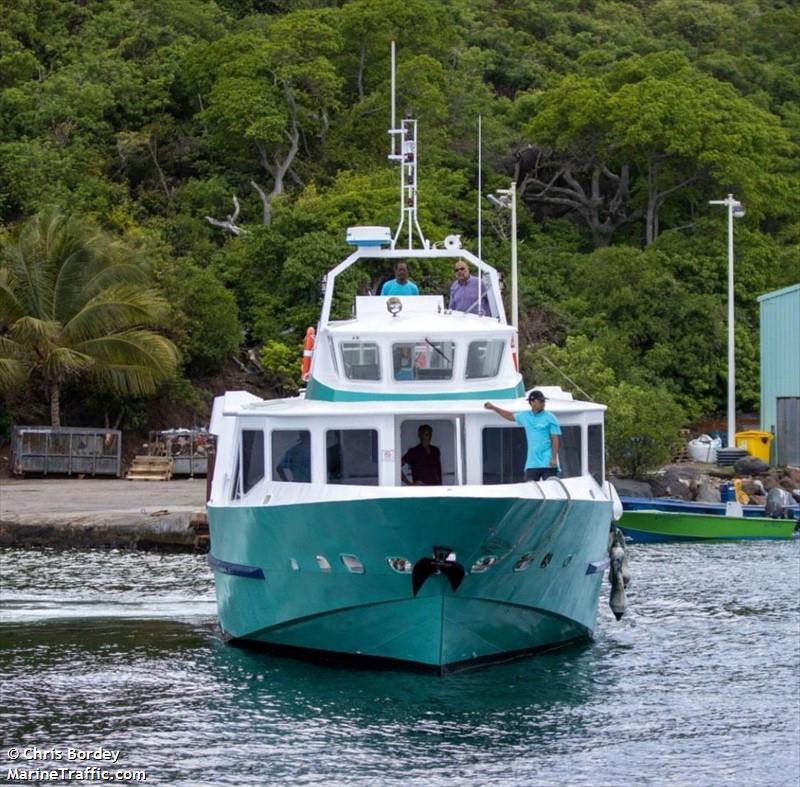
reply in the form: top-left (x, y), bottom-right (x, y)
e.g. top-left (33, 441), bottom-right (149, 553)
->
top-left (241, 429), bottom-right (265, 494)
top-left (341, 342), bottom-right (381, 381)
top-left (272, 430), bottom-right (311, 483)
top-left (393, 341), bottom-right (455, 381)
top-left (465, 340), bottom-right (504, 379)
top-left (588, 424), bottom-right (604, 484)
top-left (326, 429), bottom-right (378, 486)
top-left (482, 427), bottom-right (526, 484)
top-left (559, 426), bottom-right (582, 479)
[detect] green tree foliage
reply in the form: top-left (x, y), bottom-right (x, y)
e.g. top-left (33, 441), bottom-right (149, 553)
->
top-left (177, 267), bottom-right (242, 375)
top-left (0, 208), bottom-right (178, 426)
top-left (259, 339), bottom-right (300, 396)
top-left (604, 382), bottom-right (686, 477)
top-left (188, 9), bottom-right (343, 225)
top-left (0, 0), bottom-right (796, 445)
top-left (514, 51), bottom-right (797, 247)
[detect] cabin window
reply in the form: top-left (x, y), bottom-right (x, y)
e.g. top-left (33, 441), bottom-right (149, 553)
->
top-left (465, 340), bottom-right (504, 379)
top-left (392, 341), bottom-right (455, 381)
top-left (559, 426), bottom-right (582, 479)
top-left (482, 425), bottom-right (581, 481)
top-left (241, 430), bottom-right (265, 494)
top-left (326, 429), bottom-right (378, 485)
top-left (272, 430), bottom-right (311, 483)
top-left (341, 342), bottom-right (380, 381)
top-left (482, 427), bottom-right (526, 484)
top-left (588, 424), bottom-right (604, 484)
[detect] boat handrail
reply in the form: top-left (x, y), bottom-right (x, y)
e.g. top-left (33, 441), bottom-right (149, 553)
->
top-left (531, 477), bottom-right (574, 556)
top-left (319, 247), bottom-right (507, 329)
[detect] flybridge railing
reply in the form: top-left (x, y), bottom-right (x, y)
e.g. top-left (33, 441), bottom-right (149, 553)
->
top-left (317, 247), bottom-right (506, 329)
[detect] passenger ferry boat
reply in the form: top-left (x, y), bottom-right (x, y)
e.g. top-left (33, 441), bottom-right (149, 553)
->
top-left (207, 70), bottom-right (620, 673)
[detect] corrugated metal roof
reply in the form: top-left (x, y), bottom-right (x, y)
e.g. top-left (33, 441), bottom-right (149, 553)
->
top-left (757, 282), bottom-right (800, 303)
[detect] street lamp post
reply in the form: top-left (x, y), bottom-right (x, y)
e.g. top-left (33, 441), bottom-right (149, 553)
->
top-left (487, 182), bottom-right (518, 330)
top-left (709, 193), bottom-right (745, 449)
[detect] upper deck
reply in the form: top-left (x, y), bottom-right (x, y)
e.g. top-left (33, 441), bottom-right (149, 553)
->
top-left (307, 245), bottom-right (524, 402)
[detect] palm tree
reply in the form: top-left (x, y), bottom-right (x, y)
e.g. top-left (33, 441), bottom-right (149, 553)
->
top-left (0, 208), bottom-right (178, 426)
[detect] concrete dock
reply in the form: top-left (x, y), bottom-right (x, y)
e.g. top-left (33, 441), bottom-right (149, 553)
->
top-left (0, 478), bottom-right (208, 551)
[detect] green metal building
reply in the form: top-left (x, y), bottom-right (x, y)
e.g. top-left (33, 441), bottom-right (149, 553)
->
top-left (757, 283), bottom-right (800, 465)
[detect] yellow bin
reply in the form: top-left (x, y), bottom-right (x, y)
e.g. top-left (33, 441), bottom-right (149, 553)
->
top-left (735, 430), bottom-right (773, 463)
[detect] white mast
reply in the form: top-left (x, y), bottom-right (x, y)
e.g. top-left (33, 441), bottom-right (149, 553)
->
top-left (387, 42), bottom-right (429, 250)
top-left (477, 114), bottom-right (482, 307)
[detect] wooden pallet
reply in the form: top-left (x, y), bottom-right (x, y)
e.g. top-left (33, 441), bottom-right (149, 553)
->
top-left (126, 455), bottom-right (174, 481)
top-left (671, 429), bottom-right (692, 464)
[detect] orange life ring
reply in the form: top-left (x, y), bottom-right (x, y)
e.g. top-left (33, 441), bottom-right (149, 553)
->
top-left (301, 326), bottom-right (315, 381)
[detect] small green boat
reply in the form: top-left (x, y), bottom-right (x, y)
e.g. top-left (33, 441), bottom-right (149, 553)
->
top-left (618, 509), bottom-right (799, 542)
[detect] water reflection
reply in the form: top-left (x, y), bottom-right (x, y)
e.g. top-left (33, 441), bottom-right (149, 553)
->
top-left (1, 543), bottom-right (799, 786)
top-left (1, 616), bottom-right (607, 787)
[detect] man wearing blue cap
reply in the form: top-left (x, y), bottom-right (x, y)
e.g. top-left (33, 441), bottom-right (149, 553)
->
top-left (484, 390), bottom-right (561, 480)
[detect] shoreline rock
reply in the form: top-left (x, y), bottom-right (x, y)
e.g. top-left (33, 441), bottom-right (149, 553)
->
top-left (613, 463), bottom-right (800, 505)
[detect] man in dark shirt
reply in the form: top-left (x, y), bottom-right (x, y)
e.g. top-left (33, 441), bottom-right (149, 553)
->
top-left (401, 424), bottom-right (442, 485)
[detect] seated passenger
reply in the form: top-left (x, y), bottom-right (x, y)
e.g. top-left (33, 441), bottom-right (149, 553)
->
top-left (401, 425), bottom-right (442, 485)
top-left (394, 346), bottom-right (414, 380)
top-left (380, 262), bottom-right (419, 296)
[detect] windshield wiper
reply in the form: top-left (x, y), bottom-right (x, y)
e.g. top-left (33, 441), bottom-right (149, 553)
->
top-left (424, 338), bottom-right (452, 365)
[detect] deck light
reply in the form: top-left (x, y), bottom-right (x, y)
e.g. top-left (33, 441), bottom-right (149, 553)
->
top-left (386, 296), bottom-right (403, 316)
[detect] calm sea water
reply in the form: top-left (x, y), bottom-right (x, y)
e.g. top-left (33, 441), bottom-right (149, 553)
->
top-left (1, 542), bottom-right (798, 787)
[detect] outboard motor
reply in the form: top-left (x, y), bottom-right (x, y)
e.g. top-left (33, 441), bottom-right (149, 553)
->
top-left (765, 487), bottom-right (795, 519)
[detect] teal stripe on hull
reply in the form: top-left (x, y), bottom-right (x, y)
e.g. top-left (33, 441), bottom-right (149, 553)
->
top-left (305, 377), bottom-right (525, 401)
top-left (208, 494), bottom-right (611, 670)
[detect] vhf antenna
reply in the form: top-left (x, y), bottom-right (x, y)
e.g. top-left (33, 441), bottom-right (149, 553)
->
top-left (388, 41), bottom-right (429, 250)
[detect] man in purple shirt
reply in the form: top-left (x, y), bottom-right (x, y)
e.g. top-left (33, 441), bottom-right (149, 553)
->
top-left (449, 260), bottom-right (488, 315)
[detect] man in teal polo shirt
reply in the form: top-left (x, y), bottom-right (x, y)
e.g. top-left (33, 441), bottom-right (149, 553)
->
top-left (380, 262), bottom-right (419, 296)
top-left (484, 390), bottom-right (561, 480)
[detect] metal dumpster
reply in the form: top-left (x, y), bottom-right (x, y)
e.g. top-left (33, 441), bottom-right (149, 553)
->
top-left (147, 428), bottom-right (213, 477)
top-left (11, 426), bottom-right (122, 477)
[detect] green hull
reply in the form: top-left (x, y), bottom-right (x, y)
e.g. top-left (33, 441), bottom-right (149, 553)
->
top-left (208, 494), bottom-right (612, 672)
top-left (619, 510), bottom-right (798, 542)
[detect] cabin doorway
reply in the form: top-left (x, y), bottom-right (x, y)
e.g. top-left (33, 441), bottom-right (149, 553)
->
top-left (397, 419), bottom-right (459, 486)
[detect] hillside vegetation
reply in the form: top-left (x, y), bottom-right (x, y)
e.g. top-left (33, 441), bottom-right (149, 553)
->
top-left (1, 0), bottom-right (798, 472)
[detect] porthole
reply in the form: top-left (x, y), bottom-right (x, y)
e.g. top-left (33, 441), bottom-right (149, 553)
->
top-left (387, 557), bottom-right (412, 573)
top-left (316, 555), bottom-right (331, 572)
top-left (513, 553), bottom-right (535, 572)
top-left (341, 554), bottom-right (365, 574)
top-left (471, 555), bottom-right (498, 574)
